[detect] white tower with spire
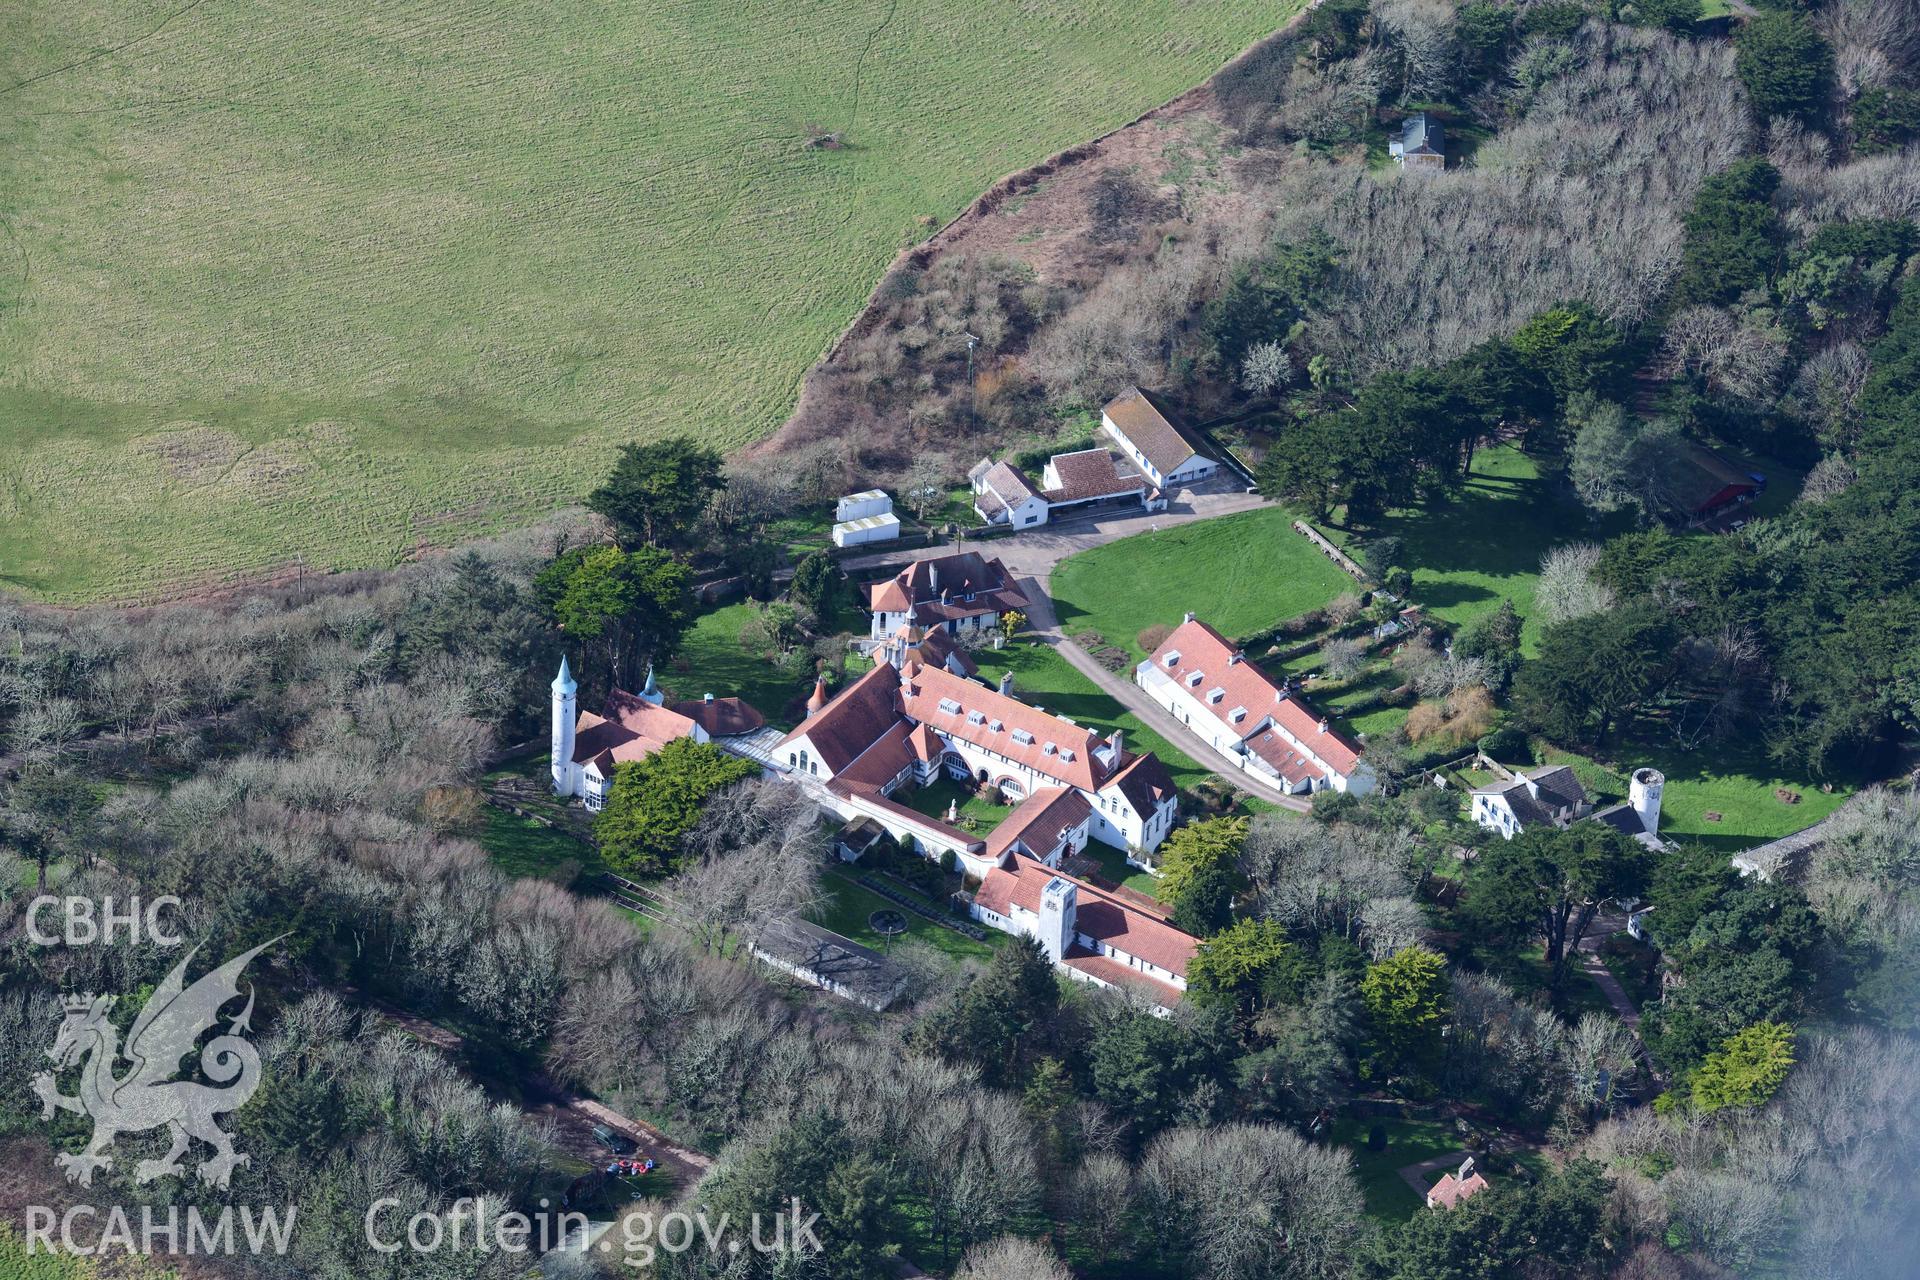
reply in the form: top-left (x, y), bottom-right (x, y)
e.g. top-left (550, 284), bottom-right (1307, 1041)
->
top-left (551, 657), bottom-right (578, 796)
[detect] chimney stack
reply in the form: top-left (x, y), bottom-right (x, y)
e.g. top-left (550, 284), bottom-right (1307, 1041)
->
top-left (1109, 729), bottom-right (1124, 760)
top-left (1317, 718), bottom-right (1329, 734)
top-left (998, 671), bottom-right (1014, 695)
top-left (1183, 610), bottom-right (1196, 624)
top-left (704, 691), bottom-right (715, 703)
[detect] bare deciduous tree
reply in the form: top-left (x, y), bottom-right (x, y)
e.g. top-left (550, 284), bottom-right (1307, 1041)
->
top-left (1537, 543), bottom-right (1616, 626)
top-left (1240, 339), bottom-right (1294, 395)
top-left (954, 1235), bottom-right (1073, 1280)
top-left (1662, 305), bottom-right (1788, 404)
top-left (1798, 451), bottom-right (1858, 509)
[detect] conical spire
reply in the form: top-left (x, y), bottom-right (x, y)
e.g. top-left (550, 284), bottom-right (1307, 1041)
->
top-left (807, 676), bottom-right (829, 714)
top-left (639, 661), bottom-right (664, 705)
top-left (552, 656), bottom-right (576, 694)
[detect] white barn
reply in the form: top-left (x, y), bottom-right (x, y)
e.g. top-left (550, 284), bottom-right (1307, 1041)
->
top-left (1100, 387), bottom-right (1219, 490)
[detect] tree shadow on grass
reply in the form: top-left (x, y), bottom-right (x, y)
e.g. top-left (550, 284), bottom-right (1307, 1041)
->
top-left (1410, 581), bottom-right (1497, 610)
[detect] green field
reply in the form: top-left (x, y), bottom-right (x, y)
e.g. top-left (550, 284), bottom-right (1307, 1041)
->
top-left (0, 2), bottom-right (1294, 602)
top-left (478, 803), bottom-right (603, 880)
top-left (1335, 447), bottom-right (1631, 656)
top-left (1051, 508), bottom-right (1358, 661)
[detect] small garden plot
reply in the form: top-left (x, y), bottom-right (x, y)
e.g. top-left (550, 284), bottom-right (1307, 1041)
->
top-left (813, 868), bottom-right (1000, 965)
top-left (896, 776), bottom-right (1013, 834)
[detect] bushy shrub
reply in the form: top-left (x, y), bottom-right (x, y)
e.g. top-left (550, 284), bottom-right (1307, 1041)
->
top-left (1477, 726), bottom-right (1531, 764)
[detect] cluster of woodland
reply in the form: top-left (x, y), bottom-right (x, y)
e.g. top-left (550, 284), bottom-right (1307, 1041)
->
top-left (0, 510), bottom-right (1914, 1278)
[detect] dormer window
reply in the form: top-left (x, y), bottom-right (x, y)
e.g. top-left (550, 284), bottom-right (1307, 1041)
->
top-left (1011, 728), bottom-right (1034, 746)
top-left (1207, 688), bottom-right (1225, 704)
top-left (1229, 706), bottom-right (1247, 723)
top-left (1185, 671), bottom-right (1204, 688)
top-left (1060, 748), bottom-right (1074, 762)
top-left (989, 719), bottom-right (1003, 733)
top-left (937, 697), bottom-right (962, 714)
top-left (967, 710), bottom-right (985, 725)
top-left (1042, 743), bottom-right (1057, 756)
top-left (1163, 651), bottom-right (1181, 667)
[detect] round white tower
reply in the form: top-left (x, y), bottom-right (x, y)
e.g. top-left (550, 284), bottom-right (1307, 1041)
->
top-left (551, 657), bottom-right (578, 796)
top-left (1630, 767), bottom-right (1664, 836)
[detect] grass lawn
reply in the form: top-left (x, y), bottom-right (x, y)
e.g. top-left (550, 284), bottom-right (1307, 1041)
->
top-left (2, 2), bottom-right (1297, 603)
top-left (1050, 508), bottom-right (1357, 662)
top-left (667, 600), bottom-right (872, 728)
top-left (969, 640), bottom-right (1220, 797)
top-left (477, 804), bottom-right (603, 880)
top-left (1332, 447), bottom-right (1632, 656)
top-left (666, 603), bottom-right (817, 728)
top-left (1540, 739), bottom-right (1854, 853)
top-left (812, 867), bottom-right (1000, 964)
top-left (1329, 1115), bottom-right (1466, 1221)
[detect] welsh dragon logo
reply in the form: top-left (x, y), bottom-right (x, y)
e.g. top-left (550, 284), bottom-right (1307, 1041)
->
top-left (33, 938), bottom-right (279, 1189)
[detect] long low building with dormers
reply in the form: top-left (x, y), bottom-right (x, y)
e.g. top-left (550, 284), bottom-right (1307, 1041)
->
top-left (1137, 615), bottom-right (1376, 796)
top-left (778, 658), bottom-right (1179, 878)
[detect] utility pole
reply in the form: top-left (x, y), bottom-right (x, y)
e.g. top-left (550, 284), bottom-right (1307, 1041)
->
top-left (963, 332), bottom-right (980, 429)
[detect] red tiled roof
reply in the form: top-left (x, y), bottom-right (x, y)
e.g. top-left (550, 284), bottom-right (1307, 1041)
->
top-left (911, 627), bottom-right (978, 677)
top-left (973, 855), bottom-right (1197, 977)
top-left (898, 662), bottom-right (1109, 792)
top-left (1041, 448), bottom-right (1148, 503)
top-left (778, 663), bottom-right (906, 773)
top-left (1427, 1171), bottom-right (1490, 1209)
top-left (668, 696), bottom-right (765, 738)
top-left (905, 722), bottom-right (943, 764)
top-left (865, 552), bottom-right (1026, 615)
top-left (1102, 387), bottom-right (1206, 478)
top-left (834, 720), bottom-right (919, 791)
top-left (985, 786), bottom-right (1092, 861)
top-left (572, 693), bottom-right (700, 768)
top-left (1245, 728), bottom-right (1318, 787)
top-left (1150, 618), bottom-right (1363, 777)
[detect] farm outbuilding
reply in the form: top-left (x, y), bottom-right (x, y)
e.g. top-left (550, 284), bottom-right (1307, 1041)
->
top-left (836, 489), bottom-right (894, 523)
top-left (832, 513), bottom-right (901, 547)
